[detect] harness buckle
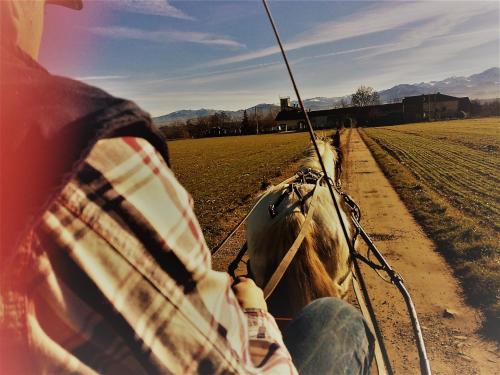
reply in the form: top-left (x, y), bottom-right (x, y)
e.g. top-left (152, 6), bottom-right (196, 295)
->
top-left (268, 184), bottom-right (294, 218)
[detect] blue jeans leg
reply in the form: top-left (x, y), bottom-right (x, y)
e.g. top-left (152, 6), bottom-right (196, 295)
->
top-left (283, 297), bottom-right (374, 375)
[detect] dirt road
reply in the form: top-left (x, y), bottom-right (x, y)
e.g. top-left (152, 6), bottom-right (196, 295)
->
top-left (343, 128), bottom-right (498, 374)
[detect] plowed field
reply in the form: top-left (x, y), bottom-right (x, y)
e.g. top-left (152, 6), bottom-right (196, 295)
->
top-left (363, 118), bottom-right (499, 229)
top-left (361, 117), bottom-right (499, 340)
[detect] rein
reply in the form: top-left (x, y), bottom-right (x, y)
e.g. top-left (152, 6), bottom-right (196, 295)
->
top-left (262, 171), bottom-right (323, 299)
top-left (211, 172), bottom-right (300, 255)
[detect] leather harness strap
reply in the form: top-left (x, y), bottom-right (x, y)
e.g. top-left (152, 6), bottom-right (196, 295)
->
top-left (225, 168), bottom-right (358, 301)
top-left (263, 177), bottom-right (323, 300)
top-left (212, 173), bottom-right (300, 255)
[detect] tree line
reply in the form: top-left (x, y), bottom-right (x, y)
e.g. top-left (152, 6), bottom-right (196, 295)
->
top-left (160, 88), bottom-right (499, 140)
top-left (160, 86), bottom-right (379, 140)
top-left (470, 99), bottom-right (500, 117)
top-left (160, 108), bottom-right (280, 140)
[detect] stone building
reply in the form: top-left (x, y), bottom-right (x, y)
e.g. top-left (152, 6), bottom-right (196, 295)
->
top-left (274, 93), bottom-right (471, 130)
top-left (402, 93), bottom-right (471, 122)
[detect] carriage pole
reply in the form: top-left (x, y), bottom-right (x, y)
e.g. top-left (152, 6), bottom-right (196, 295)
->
top-left (355, 223), bottom-right (431, 375)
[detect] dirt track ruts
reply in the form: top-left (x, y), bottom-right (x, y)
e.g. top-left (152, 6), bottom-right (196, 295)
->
top-left (343, 128), bottom-right (498, 374)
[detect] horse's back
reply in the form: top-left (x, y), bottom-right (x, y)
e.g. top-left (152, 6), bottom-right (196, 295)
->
top-left (246, 139), bottom-right (353, 314)
top-left (247, 183), bottom-right (351, 282)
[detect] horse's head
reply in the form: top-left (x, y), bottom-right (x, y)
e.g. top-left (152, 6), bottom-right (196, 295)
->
top-left (311, 134), bottom-right (342, 184)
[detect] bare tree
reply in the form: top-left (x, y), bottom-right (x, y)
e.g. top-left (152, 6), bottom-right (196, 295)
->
top-left (351, 85), bottom-right (380, 107)
top-left (339, 97), bottom-right (350, 108)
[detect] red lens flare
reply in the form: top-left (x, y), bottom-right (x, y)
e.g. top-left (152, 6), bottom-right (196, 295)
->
top-left (40, 0), bottom-right (113, 75)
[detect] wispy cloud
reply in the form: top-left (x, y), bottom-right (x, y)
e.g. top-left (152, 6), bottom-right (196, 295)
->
top-left (89, 26), bottom-right (245, 48)
top-left (150, 61), bottom-right (281, 84)
top-left (291, 43), bottom-right (399, 66)
top-left (182, 64), bottom-right (281, 86)
top-left (146, 44), bottom-right (388, 86)
top-left (361, 11), bottom-right (497, 60)
top-left (75, 75), bottom-right (128, 81)
top-left (106, 0), bottom-right (194, 20)
top-left (202, 1), bottom-right (497, 68)
top-left (373, 27), bottom-right (499, 71)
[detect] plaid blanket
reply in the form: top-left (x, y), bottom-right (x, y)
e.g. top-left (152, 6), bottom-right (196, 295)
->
top-left (0, 137), bottom-right (297, 374)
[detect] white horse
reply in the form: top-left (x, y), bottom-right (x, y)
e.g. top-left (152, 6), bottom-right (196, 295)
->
top-left (246, 136), bottom-right (355, 317)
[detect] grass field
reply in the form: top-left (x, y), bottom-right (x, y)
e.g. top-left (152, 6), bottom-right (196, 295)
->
top-left (360, 117), bottom-right (500, 338)
top-left (168, 132), bottom-right (311, 247)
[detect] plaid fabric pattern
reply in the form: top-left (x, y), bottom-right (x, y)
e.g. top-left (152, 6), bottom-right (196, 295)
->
top-left (1, 137), bottom-right (296, 374)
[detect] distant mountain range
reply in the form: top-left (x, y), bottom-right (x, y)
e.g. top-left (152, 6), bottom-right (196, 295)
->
top-left (378, 67), bottom-right (500, 103)
top-left (153, 103), bottom-right (280, 127)
top-left (153, 67), bottom-right (499, 126)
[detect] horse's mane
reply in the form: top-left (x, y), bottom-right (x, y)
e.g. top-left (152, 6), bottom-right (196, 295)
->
top-left (301, 138), bottom-right (340, 178)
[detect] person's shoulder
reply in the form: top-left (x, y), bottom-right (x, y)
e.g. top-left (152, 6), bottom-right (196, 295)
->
top-left (50, 73), bottom-right (134, 108)
top-left (89, 137), bottom-right (169, 172)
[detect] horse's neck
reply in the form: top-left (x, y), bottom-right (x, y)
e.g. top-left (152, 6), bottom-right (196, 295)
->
top-left (302, 143), bottom-right (336, 180)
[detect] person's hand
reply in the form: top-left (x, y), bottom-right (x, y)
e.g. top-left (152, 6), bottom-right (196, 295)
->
top-left (232, 277), bottom-right (268, 312)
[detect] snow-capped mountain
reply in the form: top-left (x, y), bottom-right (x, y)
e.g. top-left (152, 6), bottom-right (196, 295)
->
top-left (153, 67), bottom-right (499, 126)
top-left (378, 67), bottom-right (499, 102)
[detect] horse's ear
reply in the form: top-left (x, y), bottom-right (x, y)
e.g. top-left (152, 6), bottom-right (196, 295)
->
top-left (332, 129), bottom-right (341, 148)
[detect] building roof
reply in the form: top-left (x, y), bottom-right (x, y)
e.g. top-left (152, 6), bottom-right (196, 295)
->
top-left (275, 102), bottom-right (404, 122)
top-left (403, 93), bottom-right (463, 103)
top-left (275, 109), bottom-right (305, 121)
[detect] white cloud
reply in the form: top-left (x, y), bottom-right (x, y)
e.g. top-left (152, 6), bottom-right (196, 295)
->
top-left (149, 61), bottom-right (281, 84)
top-left (145, 43), bottom-right (391, 86)
top-left (202, 1), bottom-right (497, 68)
top-left (75, 75), bottom-right (128, 81)
top-left (373, 27), bottom-right (499, 71)
top-left (107, 0), bottom-right (194, 20)
top-left (291, 43), bottom-right (399, 65)
top-left (183, 64), bottom-right (281, 85)
top-left (360, 11), bottom-right (497, 59)
top-left (89, 26), bottom-right (245, 48)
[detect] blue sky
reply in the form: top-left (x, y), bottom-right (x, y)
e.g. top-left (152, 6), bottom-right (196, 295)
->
top-left (40, 1), bottom-right (500, 116)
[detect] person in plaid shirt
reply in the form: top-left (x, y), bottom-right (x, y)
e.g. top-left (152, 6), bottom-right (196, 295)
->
top-left (0, 1), bottom-right (373, 374)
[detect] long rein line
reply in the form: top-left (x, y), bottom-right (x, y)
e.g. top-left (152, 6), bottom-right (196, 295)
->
top-left (211, 173), bottom-right (299, 256)
top-left (261, 0), bottom-right (353, 255)
top-left (261, 1), bottom-right (431, 375)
